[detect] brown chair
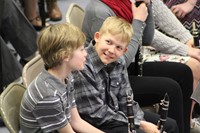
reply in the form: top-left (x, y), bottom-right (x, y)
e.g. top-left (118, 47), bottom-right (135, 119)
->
top-left (0, 82), bottom-right (26, 133)
top-left (22, 54), bottom-right (44, 87)
top-left (66, 3), bottom-right (85, 29)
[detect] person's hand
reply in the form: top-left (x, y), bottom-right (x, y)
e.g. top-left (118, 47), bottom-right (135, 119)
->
top-left (187, 46), bottom-right (200, 62)
top-left (186, 38), bottom-right (195, 47)
top-left (131, 1), bottom-right (148, 22)
top-left (170, 1), bottom-right (196, 18)
top-left (140, 121), bottom-right (160, 133)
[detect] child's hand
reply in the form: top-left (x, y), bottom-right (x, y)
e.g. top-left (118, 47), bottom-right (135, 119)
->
top-left (140, 121), bottom-right (160, 133)
top-left (132, 2), bottom-right (148, 22)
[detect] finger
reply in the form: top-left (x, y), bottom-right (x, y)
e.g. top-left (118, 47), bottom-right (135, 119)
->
top-left (171, 7), bottom-right (179, 14)
top-left (130, 0), bottom-right (136, 4)
top-left (171, 7), bottom-right (182, 18)
top-left (180, 12), bottom-right (186, 18)
top-left (131, 2), bottom-right (136, 12)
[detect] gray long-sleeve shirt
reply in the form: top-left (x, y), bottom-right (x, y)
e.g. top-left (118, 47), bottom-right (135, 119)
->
top-left (82, 0), bottom-right (155, 66)
top-left (74, 42), bottom-right (144, 127)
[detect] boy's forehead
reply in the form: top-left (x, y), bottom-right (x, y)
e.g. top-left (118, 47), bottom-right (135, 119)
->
top-left (103, 32), bottom-right (128, 44)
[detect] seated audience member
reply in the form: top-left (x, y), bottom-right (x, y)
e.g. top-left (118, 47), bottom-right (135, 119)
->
top-left (0, 0), bottom-right (37, 91)
top-left (149, 0), bottom-right (200, 128)
top-left (164, 0), bottom-right (200, 34)
top-left (81, 0), bottom-right (193, 132)
top-left (23, 0), bottom-right (62, 30)
top-left (20, 23), bottom-right (104, 133)
top-left (73, 16), bottom-right (178, 133)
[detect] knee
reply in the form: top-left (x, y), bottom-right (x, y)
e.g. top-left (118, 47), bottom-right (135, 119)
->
top-left (164, 117), bottom-right (179, 133)
top-left (187, 58), bottom-right (200, 80)
top-left (178, 63), bottom-right (193, 79)
top-left (163, 78), bottom-right (182, 97)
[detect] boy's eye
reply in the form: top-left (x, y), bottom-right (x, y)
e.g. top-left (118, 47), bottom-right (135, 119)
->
top-left (116, 46), bottom-right (123, 51)
top-left (106, 40), bottom-right (111, 44)
top-left (79, 46), bottom-right (85, 51)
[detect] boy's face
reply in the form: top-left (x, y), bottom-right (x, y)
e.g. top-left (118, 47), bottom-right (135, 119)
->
top-left (68, 45), bottom-right (87, 71)
top-left (94, 31), bottom-right (128, 65)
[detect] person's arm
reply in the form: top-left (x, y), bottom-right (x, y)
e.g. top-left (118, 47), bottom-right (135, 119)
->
top-left (124, 2), bottom-right (154, 66)
top-left (152, 0), bottom-right (193, 44)
top-left (140, 120), bottom-right (160, 133)
top-left (170, 0), bottom-right (197, 18)
top-left (151, 29), bottom-right (189, 56)
top-left (132, 0), bottom-right (155, 46)
top-left (140, 3), bottom-right (155, 46)
top-left (124, 19), bottom-right (146, 66)
top-left (57, 124), bottom-right (75, 133)
top-left (187, 46), bottom-right (200, 62)
top-left (70, 107), bottom-right (104, 133)
top-left (32, 96), bottom-right (74, 133)
top-left (58, 107), bottom-right (105, 133)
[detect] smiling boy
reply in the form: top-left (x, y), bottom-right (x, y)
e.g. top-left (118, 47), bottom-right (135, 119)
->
top-left (73, 16), bottom-right (178, 133)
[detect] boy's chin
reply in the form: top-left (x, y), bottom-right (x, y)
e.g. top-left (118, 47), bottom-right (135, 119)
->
top-left (72, 66), bottom-right (85, 71)
top-left (78, 65), bottom-right (85, 70)
top-left (102, 59), bottom-right (115, 65)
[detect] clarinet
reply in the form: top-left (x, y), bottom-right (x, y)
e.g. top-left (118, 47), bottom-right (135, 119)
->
top-left (157, 93), bottom-right (169, 133)
top-left (191, 21), bottom-right (200, 48)
top-left (126, 95), bottom-right (137, 133)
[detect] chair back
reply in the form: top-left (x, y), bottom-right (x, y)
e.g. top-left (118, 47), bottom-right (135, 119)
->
top-left (0, 83), bottom-right (26, 133)
top-left (66, 3), bottom-right (85, 29)
top-left (22, 54), bottom-right (44, 87)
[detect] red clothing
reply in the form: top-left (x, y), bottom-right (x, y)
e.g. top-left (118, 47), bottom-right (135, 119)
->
top-left (101, 0), bottom-right (133, 23)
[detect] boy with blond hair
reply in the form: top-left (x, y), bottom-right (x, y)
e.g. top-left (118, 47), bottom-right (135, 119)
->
top-left (73, 16), bottom-right (178, 133)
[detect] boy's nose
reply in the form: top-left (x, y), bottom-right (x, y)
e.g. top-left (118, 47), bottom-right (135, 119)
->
top-left (108, 46), bottom-right (115, 54)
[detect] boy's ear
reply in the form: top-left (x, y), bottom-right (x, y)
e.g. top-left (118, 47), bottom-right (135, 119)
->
top-left (125, 47), bottom-right (128, 52)
top-left (62, 52), bottom-right (70, 62)
top-left (94, 32), bottom-right (100, 42)
top-left (124, 47), bottom-right (128, 53)
top-left (64, 56), bottom-right (70, 62)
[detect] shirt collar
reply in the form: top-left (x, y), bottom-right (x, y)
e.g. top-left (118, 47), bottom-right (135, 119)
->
top-left (41, 68), bottom-right (74, 94)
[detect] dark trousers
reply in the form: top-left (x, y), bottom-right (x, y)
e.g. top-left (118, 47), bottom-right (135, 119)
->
top-left (128, 62), bottom-right (193, 133)
top-left (100, 111), bottom-right (178, 133)
top-left (0, 0), bottom-right (38, 90)
top-left (0, 37), bottom-right (22, 90)
top-left (0, 0), bottom-right (37, 59)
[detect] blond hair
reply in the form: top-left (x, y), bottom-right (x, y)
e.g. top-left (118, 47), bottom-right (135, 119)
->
top-left (37, 23), bottom-right (86, 68)
top-left (99, 16), bottom-right (133, 44)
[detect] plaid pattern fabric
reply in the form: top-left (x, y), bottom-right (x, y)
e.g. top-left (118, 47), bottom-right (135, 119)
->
top-left (73, 41), bottom-right (144, 127)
